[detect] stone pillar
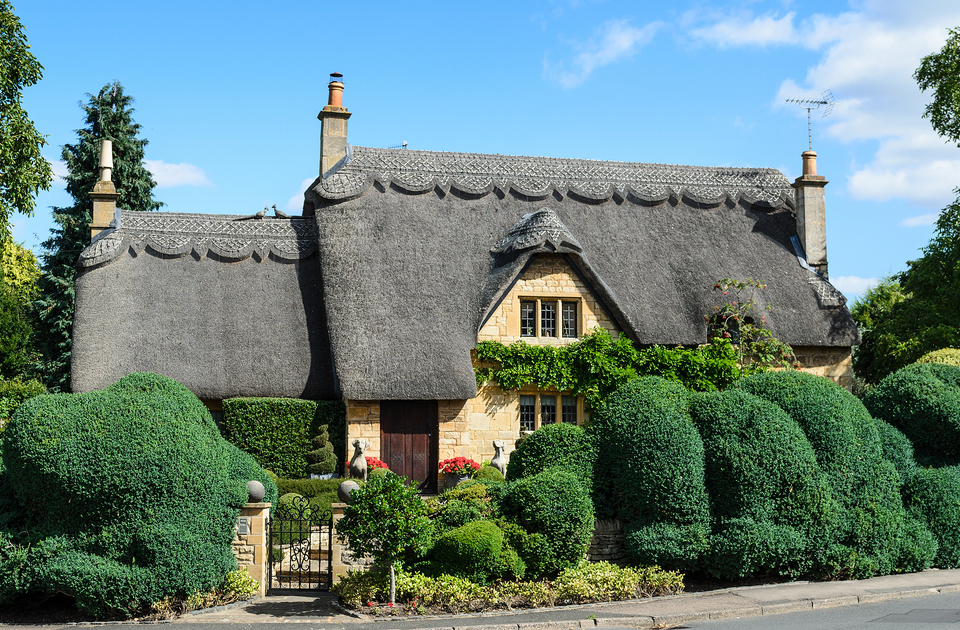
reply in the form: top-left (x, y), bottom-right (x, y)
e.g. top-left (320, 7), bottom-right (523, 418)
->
top-left (330, 502), bottom-right (350, 583)
top-left (232, 502), bottom-right (271, 597)
top-left (792, 150), bottom-right (829, 278)
top-left (318, 73), bottom-right (352, 178)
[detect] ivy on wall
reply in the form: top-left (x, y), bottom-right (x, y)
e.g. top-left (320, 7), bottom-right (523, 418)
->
top-left (474, 328), bottom-right (741, 407)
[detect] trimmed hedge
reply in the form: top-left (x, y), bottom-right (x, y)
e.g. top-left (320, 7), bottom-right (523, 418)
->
top-left (875, 419), bottom-right (919, 481)
top-left (498, 468), bottom-right (594, 577)
top-left (689, 389), bottom-right (839, 578)
top-left (221, 397), bottom-right (345, 478)
top-left (737, 370), bottom-right (930, 578)
top-left (588, 376), bottom-right (710, 571)
top-left (423, 520), bottom-right (524, 584)
top-left (0, 378), bottom-right (44, 431)
top-left (0, 372), bottom-right (278, 617)
top-left (863, 363), bottom-right (960, 467)
top-left (505, 422), bottom-right (596, 488)
top-left (903, 466), bottom-right (960, 568)
top-left (917, 348), bottom-right (960, 368)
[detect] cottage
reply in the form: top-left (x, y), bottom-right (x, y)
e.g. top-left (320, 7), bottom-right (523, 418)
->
top-left (72, 75), bottom-right (857, 492)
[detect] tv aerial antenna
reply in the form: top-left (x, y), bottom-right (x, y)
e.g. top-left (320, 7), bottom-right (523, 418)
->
top-left (785, 90), bottom-right (835, 150)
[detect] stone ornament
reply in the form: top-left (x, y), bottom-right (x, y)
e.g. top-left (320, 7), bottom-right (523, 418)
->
top-left (246, 480), bottom-right (266, 503)
top-left (338, 480), bottom-right (360, 503)
top-left (491, 439), bottom-right (508, 477)
top-left (349, 438), bottom-right (369, 481)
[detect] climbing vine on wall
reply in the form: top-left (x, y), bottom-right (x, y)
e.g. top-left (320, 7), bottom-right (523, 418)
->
top-left (474, 328), bottom-right (742, 407)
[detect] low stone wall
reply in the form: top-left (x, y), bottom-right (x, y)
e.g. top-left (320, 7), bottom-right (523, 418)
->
top-left (586, 519), bottom-right (626, 566)
top-left (231, 502), bottom-right (271, 597)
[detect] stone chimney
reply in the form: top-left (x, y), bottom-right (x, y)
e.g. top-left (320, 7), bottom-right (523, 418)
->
top-left (318, 72), bottom-right (351, 178)
top-left (89, 139), bottom-right (119, 241)
top-left (792, 150), bottom-right (828, 277)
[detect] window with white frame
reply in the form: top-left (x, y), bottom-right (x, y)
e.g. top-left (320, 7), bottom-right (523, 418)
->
top-left (519, 298), bottom-right (579, 339)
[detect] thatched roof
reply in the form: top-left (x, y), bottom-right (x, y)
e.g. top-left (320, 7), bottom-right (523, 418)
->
top-left (304, 146), bottom-right (857, 401)
top-left (72, 212), bottom-right (336, 400)
top-left (72, 146), bottom-right (857, 403)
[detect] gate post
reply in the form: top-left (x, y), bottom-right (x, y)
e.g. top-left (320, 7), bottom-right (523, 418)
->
top-left (233, 502), bottom-right (272, 597)
top-left (331, 502), bottom-right (350, 583)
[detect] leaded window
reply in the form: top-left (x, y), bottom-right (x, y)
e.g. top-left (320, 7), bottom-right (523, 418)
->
top-left (541, 302), bottom-right (557, 337)
top-left (519, 395), bottom-right (536, 432)
top-left (520, 301), bottom-right (536, 337)
top-left (540, 395), bottom-right (557, 424)
top-left (562, 301), bottom-right (577, 338)
top-left (561, 396), bottom-right (577, 424)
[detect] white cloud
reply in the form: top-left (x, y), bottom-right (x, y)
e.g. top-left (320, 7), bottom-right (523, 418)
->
top-left (143, 160), bottom-right (213, 188)
top-left (901, 213), bottom-right (939, 227)
top-left (693, 2), bottom-right (960, 209)
top-left (545, 19), bottom-right (663, 88)
top-left (50, 159), bottom-right (68, 182)
top-left (286, 177), bottom-right (317, 212)
top-left (831, 275), bottom-right (879, 299)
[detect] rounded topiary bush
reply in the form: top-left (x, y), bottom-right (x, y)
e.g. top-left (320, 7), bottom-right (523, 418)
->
top-left (916, 348), bottom-right (960, 368)
top-left (498, 468), bottom-right (593, 577)
top-left (505, 422), bottom-right (596, 489)
top-left (903, 466), bottom-right (960, 568)
top-left (689, 389), bottom-right (839, 578)
top-left (588, 376), bottom-right (709, 571)
top-left (737, 370), bottom-right (926, 578)
top-left (875, 419), bottom-right (919, 481)
top-left (424, 520), bottom-right (523, 583)
top-left (0, 372), bottom-right (278, 617)
top-left (863, 363), bottom-right (960, 467)
top-left (474, 464), bottom-right (504, 483)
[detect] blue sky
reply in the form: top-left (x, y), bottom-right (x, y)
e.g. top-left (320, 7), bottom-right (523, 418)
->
top-left (12, 0), bottom-right (960, 303)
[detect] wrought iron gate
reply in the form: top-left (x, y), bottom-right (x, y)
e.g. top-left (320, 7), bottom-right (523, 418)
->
top-left (268, 495), bottom-right (333, 592)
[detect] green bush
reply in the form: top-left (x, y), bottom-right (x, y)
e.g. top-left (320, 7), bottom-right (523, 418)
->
top-left (505, 422), bottom-right (596, 488)
top-left (689, 389), bottom-right (839, 578)
top-left (917, 348), bottom-right (960, 368)
top-left (875, 419), bottom-right (919, 481)
top-left (423, 520), bottom-right (524, 584)
top-left (221, 397), bottom-right (346, 478)
top-left (904, 466), bottom-right (960, 567)
top-left (0, 372), bottom-right (277, 617)
top-left (0, 379), bottom-right (44, 431)
top-left (305, 426), bottom-right (336, 476)
top-left (497, 468), bottom-right (594, 577)
top-left (864, 363), bottom-right (960, 466)
top-left (553, 561), bottom-right (684, 603)
top-left (275, 477), bottom-right (341, 498)
top-left (588, 376), bottom-right (709, 570)
top-left (737, 370), bottom-right (926, 578)
top-left (474, 464), bottom-right (504, 483)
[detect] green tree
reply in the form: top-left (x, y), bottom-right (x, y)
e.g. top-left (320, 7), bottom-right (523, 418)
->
top-left (33, 83), bottom-right (161, 390)
top-left (915, 27), bottom-right (960, 146)
top-left (335, 472), bottom-right (431, 604)
top-left (0, 238), bottom-right (39, 379)
top-left (0, 0), bottom-right (52, 241)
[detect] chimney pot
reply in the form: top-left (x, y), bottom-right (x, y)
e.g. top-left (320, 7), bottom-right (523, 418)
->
top-left (99, 139), bottom-right (113, 182)
top-left (801, 150), bottom-right (817, 177)
top-left (327, 72), bottom-right (344, 109)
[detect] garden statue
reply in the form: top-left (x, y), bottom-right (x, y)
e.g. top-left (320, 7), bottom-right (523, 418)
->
top-left (491, 439), bottom-right (508, 477)
top-left (349, 438), bottom-right (369, 480)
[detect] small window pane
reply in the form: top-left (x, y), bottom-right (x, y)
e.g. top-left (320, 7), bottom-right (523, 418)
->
top-left (541, 302), bottom-right (557, 337)
top-left (540, 395), bottom-right (557, 424)
top-left (520, 395), bottom-right (536, 432)
top-left (520, 301), bottom-right (536, 337)
top-left (561, 396), bottom-right (577, 424)
top-left (562, 302), bottom-right (577, 338)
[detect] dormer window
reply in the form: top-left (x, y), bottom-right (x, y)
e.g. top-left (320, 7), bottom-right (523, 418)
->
top-left (520, 298), bottom-right (579, 339)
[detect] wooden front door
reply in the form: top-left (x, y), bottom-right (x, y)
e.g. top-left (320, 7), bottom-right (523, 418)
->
top-left (380, 400), bottom-right (438, 492)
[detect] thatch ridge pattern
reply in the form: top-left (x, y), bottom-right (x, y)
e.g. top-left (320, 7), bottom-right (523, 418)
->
top-left (77, 211), bottom-right (318, 268)
top-left (314, 146), bottom-right (795, 208)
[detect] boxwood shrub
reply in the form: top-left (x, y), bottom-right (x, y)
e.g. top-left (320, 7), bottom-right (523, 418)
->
top-left (497, 468), bottom-right (594, 577)
top-left (875, 419), bottom-right (919, 481)
top-left (863, 363), bottom-right (960, 467)
top-left (903, 466), bottom-right (960, 567)
top-left (0, 378), bottom-right (44, 431)
top-left (221, 397), bottom-right (345, 478)
top-left (916, 348), bottom-right (960, 368)
top-left (736, 370), bottom-right (930, 578)
top-left (0, 372), bottom-right (277, 617)
top-left (689, 389), bottom-right (839, 578)
top-left (505, 422), bottom-right (596, 488)
top-left (422, 520), bottom-right (524, 584)
top-left (588, 376), bottom-right (710, 571)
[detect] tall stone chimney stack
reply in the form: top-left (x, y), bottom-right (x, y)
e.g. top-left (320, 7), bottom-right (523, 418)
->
top-left (89, 139), bottom-right (119, 241)
top-left (318, 72), bottom-right (351, 178)
top-left (792, 150), bottom-right (829, 278)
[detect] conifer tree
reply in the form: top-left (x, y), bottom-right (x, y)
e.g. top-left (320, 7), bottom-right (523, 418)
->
top-left (34, 83), bottom-right (161, 390)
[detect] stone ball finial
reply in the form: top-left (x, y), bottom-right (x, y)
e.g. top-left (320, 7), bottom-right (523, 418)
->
top-left (247, 480), bottom-right (266, 503)
top-left (338, 480), bottom-right (360, 503)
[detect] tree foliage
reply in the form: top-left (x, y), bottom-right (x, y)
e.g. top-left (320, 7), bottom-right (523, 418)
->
top-left (33, 83), bottom-right (161, 390)
top-left (915, 27), bottom-right (960, 146)
top-left (0, 0), bottom-right (52, 240)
